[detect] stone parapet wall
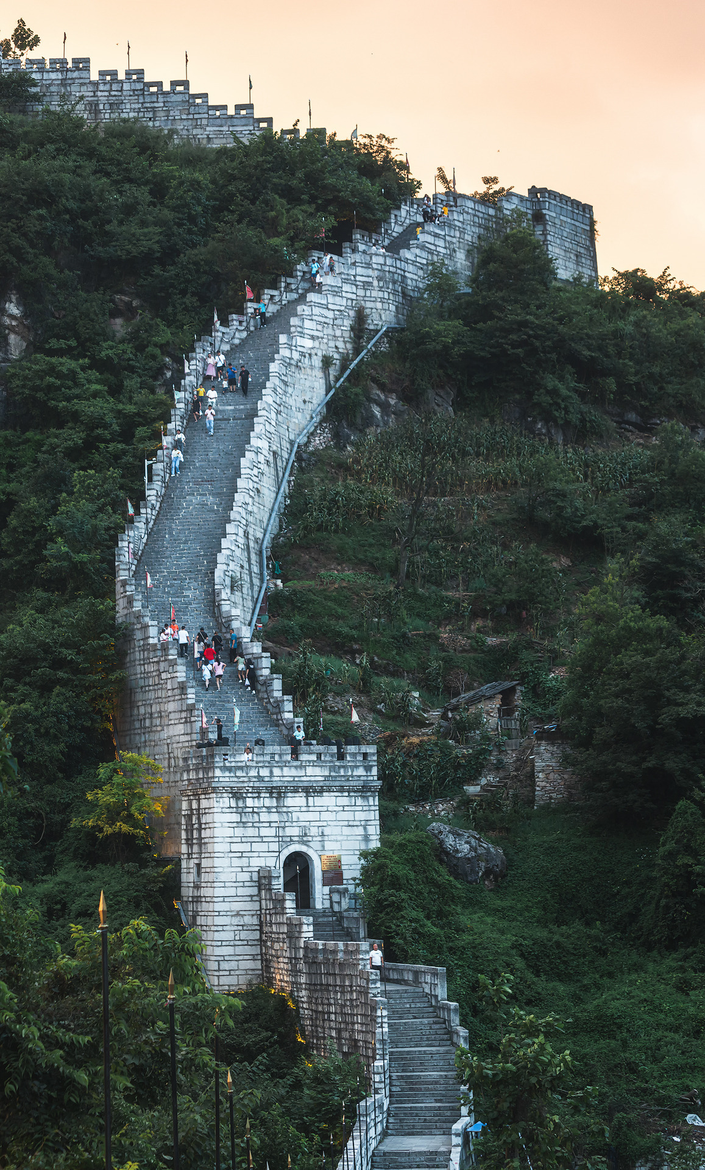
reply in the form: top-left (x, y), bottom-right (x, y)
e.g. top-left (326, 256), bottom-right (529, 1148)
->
top-left (259, 869), bottom-right (382, 1067)
top-left (533, 739), bottom-right (581, 806)
top-left (384, 962), bottom-right (469, 1048)
top-left (0, 56), bottom-right (272, 146)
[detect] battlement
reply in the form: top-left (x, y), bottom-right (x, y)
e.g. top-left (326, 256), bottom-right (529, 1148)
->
top-left (0, 55), bottom-right (274, 146)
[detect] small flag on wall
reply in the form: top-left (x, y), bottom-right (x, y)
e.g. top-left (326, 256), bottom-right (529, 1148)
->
top-left (171, 603), bottom-right (176, 622)
top-left (201, 708), bottom-right (207, 730)
top-left (245, 283), bottom-right (254, 300)
top-left (146, 571), bottom-right (153, 588)
top-left (183, 354), bottom-right (188, 374)
top-left (350, 702), bottom-right (360, 724)
top-left (127, 498), bottom-right (134, 520)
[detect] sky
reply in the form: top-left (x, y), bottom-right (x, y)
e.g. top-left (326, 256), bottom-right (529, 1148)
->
top-left (12, 0), bottom-right (705, 286)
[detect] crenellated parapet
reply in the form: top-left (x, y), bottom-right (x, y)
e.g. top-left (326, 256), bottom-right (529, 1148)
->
top-left (0, 56), bottom-right (273, 146)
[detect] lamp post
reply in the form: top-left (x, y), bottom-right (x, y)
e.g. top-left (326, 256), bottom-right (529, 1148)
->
top-left (227, 1068), bottom-right (235, 1170)
top-left (214, 1020), bottom-right (221, 1170)
top-left (167, 970), bottom-right (179, 1170)
top-left (98, 891), bottom-right (112, 1170)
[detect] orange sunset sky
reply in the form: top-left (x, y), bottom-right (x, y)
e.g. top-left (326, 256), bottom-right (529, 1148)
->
top-left (12, 0), bottom-right (705, 286)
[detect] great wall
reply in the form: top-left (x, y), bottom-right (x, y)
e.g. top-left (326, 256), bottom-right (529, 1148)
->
top-left (2, 54), bottom-right (599, 1170)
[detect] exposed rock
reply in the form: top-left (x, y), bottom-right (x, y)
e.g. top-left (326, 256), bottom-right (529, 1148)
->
top-left (427, 822), bottom-right (507, 887)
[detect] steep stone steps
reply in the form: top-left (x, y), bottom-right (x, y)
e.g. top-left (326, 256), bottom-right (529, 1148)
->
top-left (371, 983), bottom-right (461, 1170)
top-left (384, 220), bottom-right (423, 255)
top-left (134, 295), bottom-right (308, 749)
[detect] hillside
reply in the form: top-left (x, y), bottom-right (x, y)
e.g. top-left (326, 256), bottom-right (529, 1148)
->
top-left (2, 89), bottom-right (705, 1167)
top-left (263, 233), bottom-right (705, 1167)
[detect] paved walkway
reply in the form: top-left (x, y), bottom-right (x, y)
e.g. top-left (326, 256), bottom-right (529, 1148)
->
top-left (135, 295), bottom-right (307, 748)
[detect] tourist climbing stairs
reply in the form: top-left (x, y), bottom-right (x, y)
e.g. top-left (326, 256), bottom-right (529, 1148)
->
top-left (372, 982), bottom-right (461, 1170)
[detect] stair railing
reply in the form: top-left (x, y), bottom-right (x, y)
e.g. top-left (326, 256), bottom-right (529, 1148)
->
top-left (248, 323), bottom-right (401, 636)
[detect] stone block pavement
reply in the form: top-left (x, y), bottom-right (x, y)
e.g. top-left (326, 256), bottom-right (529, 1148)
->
top-left (133, 296), bottom-right (307, 750)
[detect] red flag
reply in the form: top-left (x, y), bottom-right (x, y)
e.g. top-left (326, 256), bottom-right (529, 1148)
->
top-left (213, 306), bottom-right (218, 324)
top-left (127, 497), bottom-right (134, 521)
top-left (245, 284), bottom-right (254, 300)
top-left (201, 708), bottom-right (207, 730)
top-left (146, 571), bottom-right (153, 589)
top-left (171, 603), bottom-right (175, 622)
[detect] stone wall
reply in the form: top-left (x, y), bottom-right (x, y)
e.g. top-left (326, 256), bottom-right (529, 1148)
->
top-left (259, 869), bottom-right (389, 1170)
top-left (180, 744), bottom-right (380, 986)
top-left (532, 738), bottom-right (582, 805)
top-left (259, 869), bottom-right (382, 1066)
top-left (0, 56), bottom-right (272, 146)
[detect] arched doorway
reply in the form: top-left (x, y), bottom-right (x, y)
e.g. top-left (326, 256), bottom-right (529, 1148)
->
top-left (283, 851), bottom-right (311, 910)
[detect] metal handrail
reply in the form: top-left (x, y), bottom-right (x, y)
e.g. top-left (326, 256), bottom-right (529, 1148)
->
top-left (248, 323), bottom-right (400, 635)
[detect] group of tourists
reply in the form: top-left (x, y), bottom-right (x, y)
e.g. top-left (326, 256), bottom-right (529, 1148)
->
top-left (421, 193), bottom-right (451, 224)
top-left (310, 253), bottom-right (336, 291)
top-left (186, 354), bottom-right (251, 436)
top-left (159, 623), bottom-right (258, 693)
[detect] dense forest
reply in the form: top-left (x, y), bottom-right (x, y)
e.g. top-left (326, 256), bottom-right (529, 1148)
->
top-left (3, 55), bottom-right (705, 1169)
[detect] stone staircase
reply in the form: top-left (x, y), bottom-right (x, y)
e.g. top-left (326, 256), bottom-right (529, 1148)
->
top-left (308, 908), bottom-right (356, 942)
top-left (371, 983), bottom-right (461, 1170)
top-left (134, 296), bottom-right (307, 748)
top-left (385, 220), bottom-right (424, 256)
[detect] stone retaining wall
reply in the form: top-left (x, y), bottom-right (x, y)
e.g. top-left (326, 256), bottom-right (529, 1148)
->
top-left (533, 739), bottom-right (582, 805)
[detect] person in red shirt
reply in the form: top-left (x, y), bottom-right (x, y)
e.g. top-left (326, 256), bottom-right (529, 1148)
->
top-left (203, 643), bottom-right (216, 664)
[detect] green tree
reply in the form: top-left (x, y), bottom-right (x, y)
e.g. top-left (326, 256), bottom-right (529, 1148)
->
top-left (73, 753), bottom-right (164, 862)
top-left (0, 702), bottom-right (20, 797)
top-left (648, 798), bottom-right (705, 946)
top-left (456, 974), bottom-right (606, 1170)
top-left (560, 573), bottom-right (705, 820)
top-left (0, 17), bottom-right (40, 59)
top-left (470, 175), bottom-right (515, 205)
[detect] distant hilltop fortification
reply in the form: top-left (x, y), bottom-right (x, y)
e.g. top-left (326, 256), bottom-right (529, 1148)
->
top-left (0, 55), bottom-right (598, 284)
top-left (0, 55), bottom-right (273, 146)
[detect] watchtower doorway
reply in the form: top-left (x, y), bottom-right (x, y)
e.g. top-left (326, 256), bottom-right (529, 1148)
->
top-left (283, 851), bottom-right (311, 910)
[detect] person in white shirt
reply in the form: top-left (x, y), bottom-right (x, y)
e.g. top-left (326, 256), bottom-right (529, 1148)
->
top-left (293, 723), bottom-right (305, 743)
top-left (171, 446), bottom-right (183, 477)
top-left (215, 350), bottom-right (225, 373)
top-left (369, 943), bottom-right (384, 970)
top-left (206, 385), bottom-right (218, 408)
top-left (177, 626), bottom-right (190, 657)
